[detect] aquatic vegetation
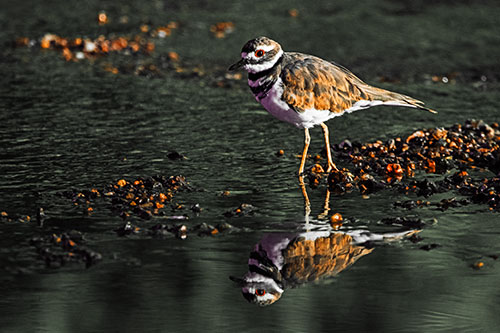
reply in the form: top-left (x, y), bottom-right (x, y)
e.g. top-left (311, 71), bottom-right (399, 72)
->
top-left (11, 17), bottom-right (244, 84)
top-left (303, 120), bottom-right (500, 212)
top-left (60, 175), bottom-right (191, 220)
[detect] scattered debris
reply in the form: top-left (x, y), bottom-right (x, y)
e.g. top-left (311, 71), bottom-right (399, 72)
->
top-left (210, 22), bottom-right (235, 38)
top-left (472, 261), bottom-right (485, 270)
top-left (60, 175), bottom-right (191, 220)
top-left (192, 222), bottom-right (219, 236)
top-left (191, 203), bottom-right (202, 214)
top-left (30, 231), bottom-right (102, 268)
top-left (149, 222), bottom-right (240, 239)
top-left (381, 217), bottom-right (428, 229)
top-left (167, 151), bottom-right (186, 160)
top-left (11, 19), bottom-right (243, 86)
top-left (115, 221), bottom-right (140, 236)
top-left (150, 223), bottom-right (184, 239)
top-left (36, 208), bottom-right (46, 227)
top-left (223, 203), bottom-right (256, 217)
top-left (34, 33), bottom-right (156, 63)
top-left (288, 9), bottom-right (299, 18)
top-left (303, 120), bottom-right (500, 212)
top-left (419, 243), bottom-right (441, 251)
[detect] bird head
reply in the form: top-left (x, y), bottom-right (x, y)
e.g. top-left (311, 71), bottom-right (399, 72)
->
top-left (228, 36), bottom-right (283, 74)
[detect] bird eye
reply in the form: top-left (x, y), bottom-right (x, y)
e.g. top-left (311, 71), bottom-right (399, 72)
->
top-left (255, 49), bottom-right (265, 57)
top-left (255, 289), bottom-right (266, 296)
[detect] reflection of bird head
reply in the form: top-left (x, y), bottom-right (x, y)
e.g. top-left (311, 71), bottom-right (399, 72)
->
top-left (231, 273), bottom-right (283, 306)
top-left (230, 242), bottom-right (286, 306)
top-left (231, 227), bottom-right (418, 306)
top-left (230, 230), bottom-right (374, 306)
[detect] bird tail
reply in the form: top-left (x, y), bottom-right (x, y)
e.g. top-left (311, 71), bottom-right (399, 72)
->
top-left (364, 86), bottom-right (437, 114)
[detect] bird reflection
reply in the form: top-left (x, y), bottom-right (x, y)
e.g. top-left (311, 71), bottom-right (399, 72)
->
top-left (299, 174), bottom-right (330, 218)
top-left (231, 225), bottom-right (418, 306)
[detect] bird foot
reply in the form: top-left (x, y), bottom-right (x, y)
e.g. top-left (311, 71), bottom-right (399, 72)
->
top-left (326, 163), bottom-right (339, 173)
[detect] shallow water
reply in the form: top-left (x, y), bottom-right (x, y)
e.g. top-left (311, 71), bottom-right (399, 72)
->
top-left (1, 1), bottom-right (500, 332)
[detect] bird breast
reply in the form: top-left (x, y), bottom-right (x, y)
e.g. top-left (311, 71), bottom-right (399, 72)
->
top-left (255, 78), bottom-right (338, 129)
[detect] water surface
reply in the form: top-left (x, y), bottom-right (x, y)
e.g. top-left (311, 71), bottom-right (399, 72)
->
top-left (1, 1), bottom-right (500, 332)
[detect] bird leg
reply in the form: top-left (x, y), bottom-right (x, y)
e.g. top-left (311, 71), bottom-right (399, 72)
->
top-left (298, 129), bottom-right (311, 216)
top-left (320, 122), bottom-right (339, 173)
top-left (298, 128), bottom-right (310, 176)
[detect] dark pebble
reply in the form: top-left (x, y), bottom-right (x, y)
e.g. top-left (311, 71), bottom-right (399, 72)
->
top-left (191, 203), bottom-right (202, 213)
top-left (381, 217), bottom-right (426, 229)
top-left (216, 222), bottom-right (234, 231)
top-left (419, 244), bottom-right (441, 251)
top-left (149, 224), bottom-right (174, 238)
top-left (223, 203), bottom-right (256, 217)
top-left (193, 222), bottom-right (217, 236)
top-left (30, 231), bottom-right (101, 268)
top-left (167, 151), bottom-right (185, 160)
top-left (115, 221), bottom-right (139, 236)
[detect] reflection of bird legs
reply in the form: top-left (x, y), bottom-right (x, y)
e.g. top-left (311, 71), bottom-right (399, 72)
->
top-left (298, 175), bottom-right (311, 216)
top-left (299, 176), bottom-right (331, 220)
top-left (320, 122), bottom-right (339, 173)
top-left (317, 189), bottom-right (331, 220)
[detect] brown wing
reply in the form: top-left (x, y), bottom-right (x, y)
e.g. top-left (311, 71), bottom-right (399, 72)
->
top-left (281, 233), bottom-right (373, 285)
top-left (280, 52), bottom-right (434, 113)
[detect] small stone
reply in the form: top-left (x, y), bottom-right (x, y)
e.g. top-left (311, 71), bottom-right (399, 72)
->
top-left (472, 261), bottom-right (484, 270)
top-left (167, 151), bottom-right (185, 160)
top-left (115, 221), bottom-right (139, 236)
top-left (191, 203), bottom-right (202, 213)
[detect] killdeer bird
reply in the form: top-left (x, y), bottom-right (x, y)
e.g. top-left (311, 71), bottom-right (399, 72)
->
top-left (229, 37), bottom-right (436, 175)
top-left (230, 227), bottom-right (419, 306)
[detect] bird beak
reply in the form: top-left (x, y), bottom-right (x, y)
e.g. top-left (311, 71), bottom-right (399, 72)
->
top-left (229, 275), bottom-right (247, 286)
top-left (228, 58), bottom-right (246, 71)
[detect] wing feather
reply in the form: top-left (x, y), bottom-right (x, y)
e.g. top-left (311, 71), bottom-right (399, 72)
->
top-left (280, 53), bottom-right (435, 113)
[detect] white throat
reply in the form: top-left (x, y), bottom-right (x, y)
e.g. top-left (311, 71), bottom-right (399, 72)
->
top-left (245, 49), bottom-right (283, 74)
